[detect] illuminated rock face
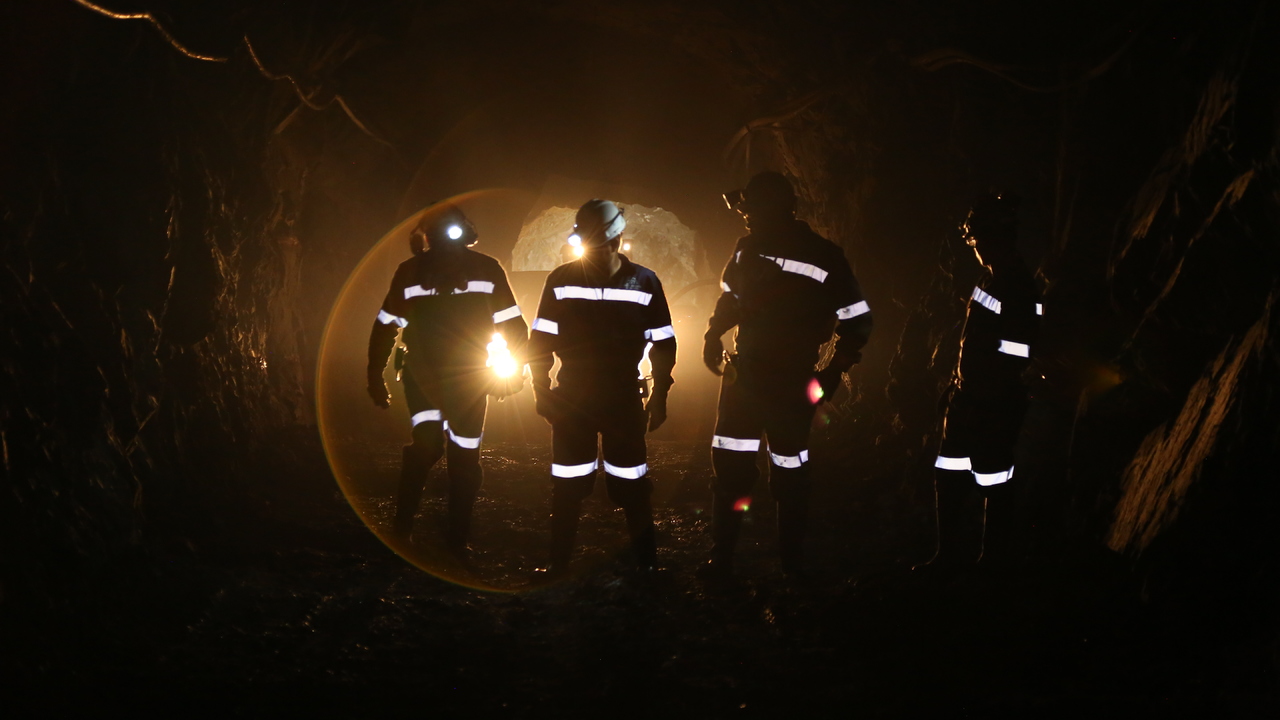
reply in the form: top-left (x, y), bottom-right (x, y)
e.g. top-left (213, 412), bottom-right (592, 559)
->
top-left (511, 204), bottom-right (698, 294)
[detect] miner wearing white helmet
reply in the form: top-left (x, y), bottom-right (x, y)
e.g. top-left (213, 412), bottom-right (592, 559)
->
top-left (367, 205), bottom-right (529, 556)
top-left (527, 199), bottom-right (677, 577)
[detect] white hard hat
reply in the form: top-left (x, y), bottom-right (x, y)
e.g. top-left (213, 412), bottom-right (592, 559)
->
top-left (571, 199), bottom-right (626, 246)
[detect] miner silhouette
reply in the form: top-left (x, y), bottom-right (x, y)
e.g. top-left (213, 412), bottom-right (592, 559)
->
top-left (919, 193), bottom-right (1040, 571)
top-left (366, 206), bottom-right (528, 557)
top-left (527, 199), bottom-right (677, 578)
top-left (703, 171), bottom-right (873, 578)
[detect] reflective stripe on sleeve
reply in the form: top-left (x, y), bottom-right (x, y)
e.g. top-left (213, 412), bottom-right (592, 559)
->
top-left (645, 325), bottom-right (676, 341)
top-left (760, 255), bottom-right (828, 283)
top-left (603, 461), bottom-right (649, 479)
top-left (768, 449), bottom-right (810, 468)
top-left (552, 460), bottom-right (598, 478)
top-left (553, 286), bottom-right (653, 305)
top-left (377, 309), bottom-right (408, 327)
top-left (712, 435), bottom-right (761, 452)
top-left (971, 287), bottom-right (1002, 314)
top-left (721, 281), bottom-right (732, 293)
top-left (411, 410), bottom-right (442, 426)
top-left (532, 318), bottom-right (559, 335)
top-left (836, 300), bottom-right (870, 320)
top-left (974, 466), bottom-right (1014, 486)
top-left (493, 305), bottom-right (522, 323)
top-left (405, 285), bottom-right (435, 299)
top-left (998, 340), bottom-right (1030, 357)
top-left (934, 455), bottom-right (972, 471)
top-left (443, 421), bottom-right (481, 449)
top-left (1036, 303), bottom-right (1044, 316)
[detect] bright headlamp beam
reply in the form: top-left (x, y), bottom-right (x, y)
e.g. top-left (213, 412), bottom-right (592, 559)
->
top-left (447, 225), bottom-right (464, 240)
top-left (568, 234), bottom-right (582, 247)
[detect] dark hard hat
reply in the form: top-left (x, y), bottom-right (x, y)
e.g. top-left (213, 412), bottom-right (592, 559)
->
top-left (571, 199), bottom-right (626, 247)
top-left (412, 205), bottom-right (478, 253)
top-left (740, 171), bottom-right (797, 216)
top-left (962, 193), bottom-right (1019, 246)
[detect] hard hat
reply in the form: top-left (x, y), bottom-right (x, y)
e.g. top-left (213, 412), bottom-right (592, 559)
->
top-left (411, 205), bottom-right (478, 254)
top-left (962, 193), bottom-right (1019, 247)
top-left (570, 199), bottom-right (626, 247)
top-left (735, 171), bottom-right (796, 217)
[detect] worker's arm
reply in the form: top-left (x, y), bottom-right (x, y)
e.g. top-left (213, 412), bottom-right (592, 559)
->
top-left (703, 241), bottom-right (745, 375)
top-left (490, 262), bottom-right (530, 359)
top-left (527, 274), bottom-right (562, 389)
top-left (367, 272), bottom-right (409, 408)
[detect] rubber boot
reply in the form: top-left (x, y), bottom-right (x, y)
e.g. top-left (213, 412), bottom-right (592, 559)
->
top-left (392, 446), bottom-right (431, 539)
top-left (700, 493), bottom-right (744, 579)
top-left (444, 494), bottom-right (475, 559)
top-left (623, 499), bottom-right (657, 570)
top-left (979, 482), bottom-right (1014, 569)
top-left (776, 498), bottom-right (808, 579)
top-left (914, 469), bottom-right (972, 570)
top-left (532, 493), bottom-right (581, 581)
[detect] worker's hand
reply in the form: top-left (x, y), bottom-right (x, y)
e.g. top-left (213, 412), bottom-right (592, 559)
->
top-left (814, 365), bottom-right (844, 404)
top-left (367, 371), bottom-right (391, 409)
top-left (489, 372), bottom-right (526, 400)
top-left (702, 334), bottom-right (725, 376)
top-left (645, 387), bottom-right (669, 432)
top-left (533, 382), bottom-right (561, 425)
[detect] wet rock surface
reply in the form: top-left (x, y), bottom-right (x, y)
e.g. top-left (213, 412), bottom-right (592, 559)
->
top-left (5, 440), bottom-right (1273, 716)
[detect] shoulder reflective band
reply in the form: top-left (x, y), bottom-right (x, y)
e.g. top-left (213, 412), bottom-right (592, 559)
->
top-left (768, 449), bottom-right (810, 468)
top-left (411, 409), bottom-right (442, 426)
top-left (934, 455), bottom-right (972, 471)
top-left (553, 286), bottom-right (653, 305)
top-left (712, 435), bottom-right (761, 452)
top-left (377, 309), bottom-right (408, 328)
top-left (760, 255), bottom-right (829, 283)
top-left (443, 421), bottom-right (481, 449)
top-left (974, 465), bottom-right (1014, 486)
top-left (721, 281), bottom-right (732, 293)
top-left (998, 339), bottom-right (1030, 357)
top-left (1036, 303), bottom-right (1044, 316)
top-left (971, 287), bottom-right (1001, 314)
top-left (645, 325), bottom-right (676, 341)
top-left (493, 305), bottom-right (522, 323)
top-left (404, 281), bottom-right (495, 300)
top-left (603, 461), bottom-right (649, 479)
top-left (552, 459), bottom-right (598, 478)
top-left (837, 300), bottom-right (870, 320)
top-left (532, 318), bottom-right (559, 335)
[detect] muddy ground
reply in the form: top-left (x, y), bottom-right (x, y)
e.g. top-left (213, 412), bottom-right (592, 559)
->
top-left (3, 439), bottom-right (1275, 717)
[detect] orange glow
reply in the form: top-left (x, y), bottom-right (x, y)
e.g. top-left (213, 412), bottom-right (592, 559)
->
top-left (734, 497), bottom-right (751, 512)
top-left (486, 332), bottom-right (518, 378)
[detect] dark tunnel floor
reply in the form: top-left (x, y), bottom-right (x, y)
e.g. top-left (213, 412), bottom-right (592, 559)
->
top-left (4, 440), bottom-right (1275, 717)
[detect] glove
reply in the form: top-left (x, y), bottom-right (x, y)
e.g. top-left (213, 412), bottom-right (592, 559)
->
top-left (814, 365), bottom-right (844, 404)
top-left (367, 369), bottom-right (391, 409)
top-left (645, 386), bottom-right (669, 432)
top-left (490, 372), bottom-right (527, 400)
top-left (533, 382), bottom-right (562, 425)
top-left (703, 333), bottom-right (725, 376)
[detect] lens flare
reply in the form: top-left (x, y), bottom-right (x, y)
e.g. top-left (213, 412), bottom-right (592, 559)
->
top-left (487, 332), bottom-right (518, 378)
top-left (807, 377), bottom-right (824, 404)
top-left (572, 244), bottom-right (585, 257)
top-left (734, 497), bottom-right (751, 512)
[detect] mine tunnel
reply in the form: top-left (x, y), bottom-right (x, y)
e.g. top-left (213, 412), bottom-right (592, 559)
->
top-left (2, 0), bottom-right (1278, 714)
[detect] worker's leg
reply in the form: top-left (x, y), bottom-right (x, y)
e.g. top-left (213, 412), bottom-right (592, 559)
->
top-left (708, 372), bottom-right (764, 571)
top-left (440, 391), bottom-right (488, 554)
top-left (763, 376), bottom-right (819, 576)
top-left (921, 394), bottom-right (982, 567)
top-left (394, 374), bottom-right (446, 538)
top-left (602, 392), bottom-right (655, 568)
top-left (544, 398), bottom-right (599, 574)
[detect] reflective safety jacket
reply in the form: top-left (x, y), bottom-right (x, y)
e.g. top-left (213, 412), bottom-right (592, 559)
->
top-left (368, 247), bottom-right (528, 381)
top-left (707, 220), bottom-right (872, 370)
top-left (528, 255), bottom-right (676, 392)
top-left (955, 260), bottom-right (1040, 396)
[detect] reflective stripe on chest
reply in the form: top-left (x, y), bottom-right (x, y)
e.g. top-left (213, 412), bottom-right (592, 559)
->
top-left (404, 280), bottom-right (495, 299)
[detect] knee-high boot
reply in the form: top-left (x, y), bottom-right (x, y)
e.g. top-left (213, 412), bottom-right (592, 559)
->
top-left (979, 482), bottom-right (1015, 567)
top-left (546, 492), bottom-right (582, 574)
top-left (623, 498), bottom-right (657, 569)
top-left (393, 446), bottom-right (432, 538)
top-left (776, 497), bottom-right (808, 576)
top-left (709, 493), bottom-right (745, 569)
top-left (916, 468), bottom-right (974, 568)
